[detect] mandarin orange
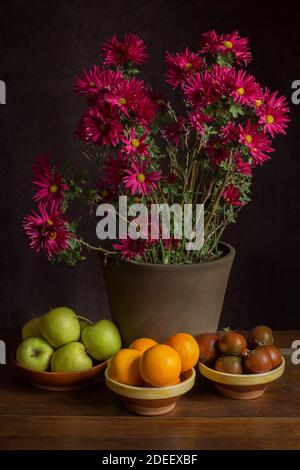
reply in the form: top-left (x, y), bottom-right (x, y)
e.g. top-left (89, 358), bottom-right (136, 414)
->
top-left (108, 348), bottom-right (142, 386)
top-left (166, 332), bottom-right (199, 371)
top-left (140, 344), bottom-right (181, 387)
top-left (129, 337), bottom-right (158, 354)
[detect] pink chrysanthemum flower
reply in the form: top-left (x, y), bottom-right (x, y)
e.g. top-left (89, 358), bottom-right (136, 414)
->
top-left (85, 70), bottom-right (125, 106)
top-left (123, 161), bottom-right (161, 196)
top-left (217, 31), bottom-right (252, 65)
top-left (199, 30), bottom-right (220, 54)
top-left (74, 65), bottom-right (106, 96)
top-left (132, 96), bottom-right (157, 128)
top-left (221, 122), bottom-right (240, 143)
top-left (165, 48), bottom-right (204, 88)
top-left (189, 110), bottom-right (213, 135)
top-left (32, 154), bottom-right (68, 207)
top-left (23, 202), bottom-right (72, 259)
top-left (207, 140), bottom-right (229, 166)
top-left (102, 33), bottom-right (148, 66)
top-left (163, 117), bottom-right (185, 146)
top-left (222, 185), bottom-right (243, 206)
top-left (113, 237), bottom-right (146, 260)
top-left (76, 105), bottom-right (123, 147)
top-left (183, 71), bottom-right (216, 107)
top-left (211, 64), bottom-right (235, 96)
top-left (239, 120), bottom-right (275, 164)
top-left (103, 153), bottom-right (128, 187)
top-left (105, 77), bottom-right (146, 117)
top-left (121, 128), bottom-right (150, 157)
top-left (257, 90), bottom-right (290, 138)
top-left (234, 153), bottom-right (253, 176)
top-left (230, 70), bottom-right (261, 106)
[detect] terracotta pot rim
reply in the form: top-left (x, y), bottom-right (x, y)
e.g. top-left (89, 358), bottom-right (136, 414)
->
top-left (105, 241), bottom-right (235, 269)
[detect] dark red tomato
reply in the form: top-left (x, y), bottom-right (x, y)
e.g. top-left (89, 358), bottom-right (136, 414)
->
top-left (196, 333), bottom-right (219, 364)
top-left (248, 325), bottom-right (274, 349)
top-left (215, 356), bottom-right (243, 375)
top-left (243, 348), bottom-right (272, 374)
top-left (263, 345), bottom-right (282, 369)
top-left (218, 332), bottom-right (247, 356)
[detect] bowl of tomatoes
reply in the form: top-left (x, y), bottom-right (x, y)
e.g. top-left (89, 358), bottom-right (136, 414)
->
top-left (197, 325), bottom-right (285, 399)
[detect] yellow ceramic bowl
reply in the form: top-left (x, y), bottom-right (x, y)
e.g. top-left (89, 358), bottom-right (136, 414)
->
top-left (105, 368), bottom-right (196, 415)
top-left (199, 356), bottom-right (285, 399)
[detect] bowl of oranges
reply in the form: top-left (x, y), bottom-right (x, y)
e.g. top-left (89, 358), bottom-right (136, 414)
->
top-left (105, 333), bottom-right (198, 415)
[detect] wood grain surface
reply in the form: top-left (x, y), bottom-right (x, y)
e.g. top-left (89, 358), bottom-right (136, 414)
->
top-left (0, 329), bottom-right (299, 450)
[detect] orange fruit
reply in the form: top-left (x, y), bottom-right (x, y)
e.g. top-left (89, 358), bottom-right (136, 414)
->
top-left (129, 337), bottom-right (158, 354)
top-left (166, 332), bottom-right (199, 372)
top-left (108, 349), bottom-right (142, 386)
top-left (140, 344), bottom-right (181, 387)
top-left (141, 376), bottom-right (180, 388)
top-left (167, 376), bottom-right (181, 385)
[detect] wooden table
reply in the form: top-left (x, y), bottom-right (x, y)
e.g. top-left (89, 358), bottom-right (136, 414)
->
top-left (0, 329), bottom-right (299, 450)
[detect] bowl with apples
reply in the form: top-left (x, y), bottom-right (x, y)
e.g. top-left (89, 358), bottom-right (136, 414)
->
top-left (12, 306), bottom-right (122, 391)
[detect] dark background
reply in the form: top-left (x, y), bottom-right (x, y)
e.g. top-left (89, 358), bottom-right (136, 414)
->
top-left (1, 0), bottom-right (299, 329)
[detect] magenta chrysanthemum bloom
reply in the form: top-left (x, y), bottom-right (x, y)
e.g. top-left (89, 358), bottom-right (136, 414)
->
top-left (222, 185), bottom-right (243, 206)
top-left (218, 31), bottom-right (252, 65)
top-left (121, 128), bottom-right (150, 157)
top-left (165, 48), bottom-right (204, 88)
top-left (23, 202), bottom-right (72, 259)
top-left (32, 154), bottom-right (68, 207)
top-left (105, 76), bottom-right (146, 118)
top-left (234, 154), bottom-right (253, 176)
top-left (84, 70), bottom-right (125, 105)
top-left (102, 33), bottom-right (148, 67)
top-left (123, 161), bottom-right (161, 196)
top-left (239, 120), bottom-right (275, 165)
top-left (211, 64), bottom-right (235, 96)
top-left (74, 65), bottom-right (107, 96)
top-left (207, 141), bottom-right (229, 166)
top-left (189, 110), bottom-right (213, 135)
top-left (113, 238), bottom-right (146, 260)
top-left (221, 122), bottom-right (240, 143)
top-left (199, 30), bottom-right (220, 54)
top-left (103, 153), bottom-right (128, 187)
top-left (257, 90), bottom-right (290, 138)
top-left (76, 105), bottom-right (124, 147)
top-left (230, 70), bottom-right (261, 106)
top-left (163, 117), bottom-right (185, 146)
top-left (184, 71), bottom-right (216, 108)
top-left (132, 96), bottom-right (157, 128)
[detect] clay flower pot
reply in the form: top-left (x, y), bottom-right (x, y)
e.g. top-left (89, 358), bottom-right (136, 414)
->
top-left (101, 242), bottom-right (235, 345)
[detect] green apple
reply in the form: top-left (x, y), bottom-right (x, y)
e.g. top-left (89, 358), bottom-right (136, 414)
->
top-left (82, 319), bottom-right (121, 361)
top-left (41, 307), bottom-right (80, 348)
top-left (51, 342), bottom-right (93, 372)
top-left (79, 319), bottom-right (91, 333)
top-left (22, 317), bottom-right (43, 340)
top-left (16, 337), bottom-right (54, 371)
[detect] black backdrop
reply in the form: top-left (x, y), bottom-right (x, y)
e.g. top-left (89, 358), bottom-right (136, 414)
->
top-left (1, 0), bottom-right (300, 328)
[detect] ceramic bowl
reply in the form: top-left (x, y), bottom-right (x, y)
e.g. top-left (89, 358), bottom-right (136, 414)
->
top-left (12, 353), bottom-right (107, 391)
top-left (105, 368), bottom-right (196, 416)
top-left (199, 356), bottom-right (285, 399)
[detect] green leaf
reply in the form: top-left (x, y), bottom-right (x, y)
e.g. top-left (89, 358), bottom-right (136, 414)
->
top-left (229, 103), bottom-right (245, 118)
